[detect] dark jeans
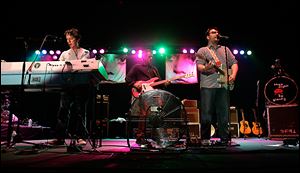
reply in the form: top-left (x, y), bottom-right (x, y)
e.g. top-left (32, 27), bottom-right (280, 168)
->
top-left (54, 89), bottom-right (88, 141)
top-left (200, 88), bottom-right (229, 141)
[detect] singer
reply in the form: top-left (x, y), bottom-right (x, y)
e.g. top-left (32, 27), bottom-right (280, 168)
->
top-left (195, 26), bottom-right (238, 146)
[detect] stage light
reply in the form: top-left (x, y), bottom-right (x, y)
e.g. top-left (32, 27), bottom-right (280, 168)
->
top-left (152, 50), bottom-right (157, 54)
top-left (53, 55), bottom-right (58, 60)
top-left (131, 50), bottom-right (136, 54)
top-left (159, 48), bottom-right (165, 54)
top-left (233, 49), bottom-right (238, 55)
top-left (247, 50), bottom-right (252, 55)
top-left (239, 50), bottom-right (245, 55)
top-left (189, 49), bottom-right (195, 54)
top-left (137, 53), bottom-right (142, 59)
top-left (182, 49), bottom-right (187, 54)
top-left (49, 50), bottom-right (55, 55)
top-left (35, 50), bottom-right (40, 55)
top-left (56, 50), bottom-right (61, 55)
top-left (123, 48), bottom-right (129, 53)
top-left (99, 49), bottom-right (105, 54)
top-left (42, 50), bottom-right (47, 55)
top-left (92, 49), bottom-right (97, 54)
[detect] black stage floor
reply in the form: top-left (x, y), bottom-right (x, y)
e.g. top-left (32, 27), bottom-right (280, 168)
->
top-left (1, 137), bottom-right (299, 173)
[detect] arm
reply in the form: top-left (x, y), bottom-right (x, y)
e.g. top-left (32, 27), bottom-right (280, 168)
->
top-left (229, 63), bottom-right (238, 82)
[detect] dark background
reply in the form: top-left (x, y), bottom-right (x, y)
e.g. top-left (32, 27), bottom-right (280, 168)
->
top-left (1, 0), bottom-right (299, 131)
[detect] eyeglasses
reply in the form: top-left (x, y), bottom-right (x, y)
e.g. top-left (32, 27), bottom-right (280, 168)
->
top-left (209, 31), bottom-right (218, 34)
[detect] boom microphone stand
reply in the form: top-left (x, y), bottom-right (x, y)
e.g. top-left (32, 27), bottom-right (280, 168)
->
top-left (2, 37), bottom-right (37, 151)
top-left (9, 35), bottom-right (56, 152)
top-left (221, 38), bottom-right (232, 147)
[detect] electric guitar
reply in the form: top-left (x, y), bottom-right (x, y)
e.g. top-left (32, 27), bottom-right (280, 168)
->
top-left (239, 109), bottom-right (251, 135)
top-left (195, 53), bottom-right (234, 90)
top-left (131, 73), bottom-right (194, 98)
top-left (251, 108), bottom-right (263, 137)
top-left (217, 64), bottom-right (234, 90)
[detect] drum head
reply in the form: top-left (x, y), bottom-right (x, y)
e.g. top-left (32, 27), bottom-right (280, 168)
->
top-left (264, 76), bottom-right (298, 105)
top-left (130, 89), bottom-right (187, 148)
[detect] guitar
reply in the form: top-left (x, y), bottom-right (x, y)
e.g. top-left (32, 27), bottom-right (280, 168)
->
top-left (217, 64), bottom-right (234, 90)
top-left (251, 108), bottom-right (263, 137)
top-left (239, 109), bottom-right (251, 135)
top-left (195, 53), bottom-right (234, 90)
top-left (131, 73), bottom-right (194, 98)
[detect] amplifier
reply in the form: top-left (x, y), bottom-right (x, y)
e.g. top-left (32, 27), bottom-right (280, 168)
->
top-left (230, 106), bottom-right (239, 123)
top-left (230, 123), bottom-right (240, 138)
top-left (266, 104), bottom-right (299, 138)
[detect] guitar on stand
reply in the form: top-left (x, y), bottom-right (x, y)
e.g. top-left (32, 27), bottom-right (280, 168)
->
top-left (131, 73), bottom-right (194, 98)
top-left (239, 109), bottom-right (251, 138)
top-left (251, 108), bottom-right (263, 137)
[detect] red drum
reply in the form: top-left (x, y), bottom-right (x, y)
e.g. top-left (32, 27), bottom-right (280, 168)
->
top-left (264, 76), bottom-right (298, 105)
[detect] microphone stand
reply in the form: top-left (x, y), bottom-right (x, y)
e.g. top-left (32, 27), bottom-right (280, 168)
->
top-left (3, 38), bottom-right (29, 149)
top-left (11, 35), bottom-right (52, 152)
top-left (223, 44), bottom-right (232, 146)
top-left (25, 35), bottom-right (49, 82)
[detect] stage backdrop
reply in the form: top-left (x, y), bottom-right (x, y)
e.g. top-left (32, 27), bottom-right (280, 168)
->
top-left (165, 54), bottom-right (198, 84)
top-left (100, 54), bottom-right (126, 83)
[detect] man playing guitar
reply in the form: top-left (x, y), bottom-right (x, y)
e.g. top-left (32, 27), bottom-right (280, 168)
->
top-left (125, 49), bottom-right (170, 145)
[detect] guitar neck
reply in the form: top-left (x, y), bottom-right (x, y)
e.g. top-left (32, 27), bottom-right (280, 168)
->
top-left (252, 108), bottom-right (258, 122)
top-left (149, 75), bottom-right (188, 87)
top-left (241, 109), bottom-right (246, 122)
top-left (149, 79), bottom-right (168, 87)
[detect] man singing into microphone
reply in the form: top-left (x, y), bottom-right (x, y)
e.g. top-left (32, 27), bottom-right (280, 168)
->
top-left (195, 26), bottom-right (238, 146)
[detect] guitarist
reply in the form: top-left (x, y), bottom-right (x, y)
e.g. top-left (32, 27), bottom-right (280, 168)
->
top-left (195, 27), bottom-right (238, 146)
top-left (125, 49), bottom-right (170, 145)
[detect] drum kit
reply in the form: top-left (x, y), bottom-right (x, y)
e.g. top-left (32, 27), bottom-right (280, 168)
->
top-left (264, 59), bottom-right (298, 105)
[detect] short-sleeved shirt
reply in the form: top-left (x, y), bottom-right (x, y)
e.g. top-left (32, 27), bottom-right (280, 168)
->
top-left (196, 44), bottom-right (237, 88)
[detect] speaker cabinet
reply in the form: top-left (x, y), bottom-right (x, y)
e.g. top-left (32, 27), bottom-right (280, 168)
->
top-left (266, 104), bottom-right (299, 138)
top-left (185, 107), bottom-right (199, 123)
top-left (230, 123), bottom-right (240, 138)
top-left (188, 123), bottom-right (200, 138)
top-left (230, 106), bottom-right (238, 123)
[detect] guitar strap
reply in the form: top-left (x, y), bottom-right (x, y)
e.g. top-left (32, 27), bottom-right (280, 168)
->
top-left (206, 47), bottom-right (221, 67)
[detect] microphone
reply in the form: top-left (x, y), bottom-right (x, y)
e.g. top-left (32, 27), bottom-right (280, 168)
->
top-left (46, 35), bottom-right (62, 42)
top-left (217, 34), bottom-right (230, 39)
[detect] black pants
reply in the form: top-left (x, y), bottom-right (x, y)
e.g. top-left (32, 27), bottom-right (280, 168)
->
top-left (54, 88), bottom-right (88, 141)
top-left (200, 88), bottom-right (229, 141)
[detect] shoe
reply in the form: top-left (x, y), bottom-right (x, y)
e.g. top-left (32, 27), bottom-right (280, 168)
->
top-left (47, 139), bottom-right (65, 145)
top-left (201, 139), bottom-right (211, 146)
top-left (136, 137), bottom-right (146, 145)
top-left (216, 139), bottom-right (229, 146)
top-left (77, 139), bottom-right (86, 145)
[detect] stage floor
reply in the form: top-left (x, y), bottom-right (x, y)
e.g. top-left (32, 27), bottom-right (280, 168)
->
top-left (1, 137), bottom-right (299, 173)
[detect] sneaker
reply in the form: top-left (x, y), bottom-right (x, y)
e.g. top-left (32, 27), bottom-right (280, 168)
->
top-left (77, 139), bottom-right (86, 145)
top-left (215, 139), bottom-right (229, 146)
top-left (47, 139), bottom-right (65, 145)
top-left (201, 139), bottom-right (211, 146)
